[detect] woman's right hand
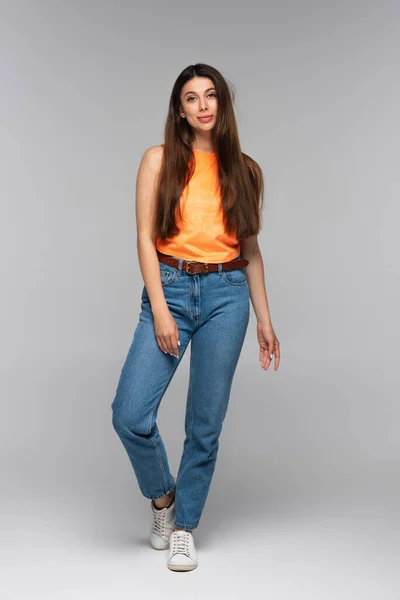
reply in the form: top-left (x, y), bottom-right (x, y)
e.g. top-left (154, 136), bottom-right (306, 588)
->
top-left (153, 308), bottom-right (181, 358)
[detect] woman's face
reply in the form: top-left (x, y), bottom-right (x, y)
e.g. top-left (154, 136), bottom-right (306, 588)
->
top-left (179, 77), bottom-right (218, 131)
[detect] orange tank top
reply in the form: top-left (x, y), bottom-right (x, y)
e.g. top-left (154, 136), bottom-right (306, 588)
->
top-left (155, 149), bottom-right (241, 263)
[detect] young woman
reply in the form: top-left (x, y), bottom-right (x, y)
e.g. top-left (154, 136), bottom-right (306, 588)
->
top-left (111, 63), bottom-right (281, 572)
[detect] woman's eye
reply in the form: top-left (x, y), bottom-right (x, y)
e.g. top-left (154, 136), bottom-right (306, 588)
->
top-left (187, 93), bottom-right (216, 102)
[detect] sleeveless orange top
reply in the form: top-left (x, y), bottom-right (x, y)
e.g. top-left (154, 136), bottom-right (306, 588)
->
top-left (155, 149), bottom-right (240, 263)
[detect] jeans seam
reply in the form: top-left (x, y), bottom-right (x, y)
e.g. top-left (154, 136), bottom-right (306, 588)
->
top-left (144, 482), bottom-right (176, 500)
top-left (177, 364), bottom-right (195, 481)
top-left (144, 350), bottom-right (183, 436)
top-left (152, 435), bottom-right (170, 492)
top-left (145, 347), bottom-right (186, 495)
top-left (174, 521), bottom-right (199, 529)
top-left (145, 404), bottom-right (154, 436)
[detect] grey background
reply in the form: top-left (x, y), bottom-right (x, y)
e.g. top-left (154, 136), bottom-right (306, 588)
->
top-left (1, 0), bottom-right (398, 598)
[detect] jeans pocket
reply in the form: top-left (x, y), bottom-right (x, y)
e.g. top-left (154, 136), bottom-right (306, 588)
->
top-left (220, 267), bottom-right (248, 286)
top-left (159, 262), bottom-right (179, 285)
top-left (141, 285), bottom-right (149, 303)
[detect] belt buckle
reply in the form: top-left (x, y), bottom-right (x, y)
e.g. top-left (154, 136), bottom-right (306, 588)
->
top-left (185, 261), bottom-right (209, 274)
top-left (185, 261), bottom-right (198, 274)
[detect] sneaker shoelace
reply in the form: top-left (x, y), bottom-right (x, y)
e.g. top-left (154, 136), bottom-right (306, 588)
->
top-left (152, 505), bottom-right (167, 536)
top-left (171, 531), bottom-right (191, 557)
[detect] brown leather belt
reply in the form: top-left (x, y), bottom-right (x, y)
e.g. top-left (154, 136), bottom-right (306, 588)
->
top-left (156, 249), bottom-right (249, 274)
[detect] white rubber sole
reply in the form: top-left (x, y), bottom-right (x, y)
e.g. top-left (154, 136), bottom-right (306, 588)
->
top-left (167, 562), bottom-right (198, 571)
top-left (151, 538), bottom-right (171, 550)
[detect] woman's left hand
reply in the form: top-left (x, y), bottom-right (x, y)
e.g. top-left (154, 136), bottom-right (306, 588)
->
top-left (257, 321), bottom-right (281, 371)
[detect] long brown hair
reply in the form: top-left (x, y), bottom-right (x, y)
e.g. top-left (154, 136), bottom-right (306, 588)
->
top-left (153, 63), bottom-right (264, 243)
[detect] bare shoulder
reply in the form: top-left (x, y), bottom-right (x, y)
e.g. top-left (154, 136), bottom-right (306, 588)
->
top-left (140, 145), bottom-right (165, 174)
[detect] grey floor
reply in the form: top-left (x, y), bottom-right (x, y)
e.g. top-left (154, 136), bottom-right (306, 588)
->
top-left (3, 475), bottom-right (399, 600)
top-left (2, 358), bottom-right (400, 598)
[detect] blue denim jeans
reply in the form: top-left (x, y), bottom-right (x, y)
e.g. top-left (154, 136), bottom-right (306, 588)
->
top-left (111, 254), bottom-right (250, 530)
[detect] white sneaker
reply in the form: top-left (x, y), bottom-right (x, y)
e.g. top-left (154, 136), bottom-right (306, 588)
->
top-left (167, 530), bottom-right (198, 571)
top-left (150, 494), bottom-right (176, 550)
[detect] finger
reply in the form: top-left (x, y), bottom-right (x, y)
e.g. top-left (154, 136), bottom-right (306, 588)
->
top-left (274, 346), bottom-right (281, 370)
top-left (167, 334), bottom-right (179, 358)
top-left (260, 348), bottom-right (267, 365)
top-left (173, 331), bottom-right (181, 357)
top-left (157, 336), bottom-right (169, 354)
top-left (165, 336), bottom-right (174, 356)
top-left (262, 351), bottom-right (272, 370)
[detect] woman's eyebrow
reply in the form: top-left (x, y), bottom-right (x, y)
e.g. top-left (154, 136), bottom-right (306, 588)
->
top-left (184, 87), bottom-right (216, 97)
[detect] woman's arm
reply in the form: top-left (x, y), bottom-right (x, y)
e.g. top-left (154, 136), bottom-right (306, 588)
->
top-left (135, 145), bottom-right (169, 315)
top-left (135, 145), bottom-right (181, 358)
top-left (241, 235), bottom-right (281, 370)
top-left (240, 235), bottom-right (272, 326)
